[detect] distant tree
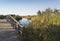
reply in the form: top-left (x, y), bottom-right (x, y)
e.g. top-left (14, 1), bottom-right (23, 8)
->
top-left (15, 16), bottom-right (22, 21)
top-left (54, 9), bottom-right (59, 14)
top-left (45, 8), bottom-right (52, 14)
top-left (10, 14), bottom-right (15, 16)
top-left (0, 15), bottom-right (6, 19)
top-left (10, 14), bottom-right (16, 18)
top-left (37, 10), bottom-right (41, 15)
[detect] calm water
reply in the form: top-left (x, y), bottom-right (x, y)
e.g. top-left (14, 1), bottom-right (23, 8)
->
top-left (19, 18), bottom-right (31, 27)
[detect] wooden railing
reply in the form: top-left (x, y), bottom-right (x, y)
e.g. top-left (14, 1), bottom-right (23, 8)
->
top-left (6, 15), bottom-right (24, 41)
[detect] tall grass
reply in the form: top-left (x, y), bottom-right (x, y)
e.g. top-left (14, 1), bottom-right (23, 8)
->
top-left (19, 14), bottom-right (60, 41)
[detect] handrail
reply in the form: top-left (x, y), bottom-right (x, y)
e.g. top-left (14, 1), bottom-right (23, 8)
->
top-left (9, 15), bottom-right (23, 27)
top-left (6, 15), bottom-right (24, 41)
top-left (6, 15), bottom-right (24, 33)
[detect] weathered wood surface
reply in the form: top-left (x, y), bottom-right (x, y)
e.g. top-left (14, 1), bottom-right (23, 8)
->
top-left (0, 19), bottom-right (18, 41)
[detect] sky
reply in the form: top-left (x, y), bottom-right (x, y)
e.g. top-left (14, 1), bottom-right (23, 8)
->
top-left (0, 0), bottom-right (60, 16)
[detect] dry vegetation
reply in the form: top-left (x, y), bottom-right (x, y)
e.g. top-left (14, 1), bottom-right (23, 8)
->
top-left (18, 8), bottom-right (60, 41)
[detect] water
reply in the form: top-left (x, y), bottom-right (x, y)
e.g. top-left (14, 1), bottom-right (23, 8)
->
top-left (19, 18), bottom-right (31, 27)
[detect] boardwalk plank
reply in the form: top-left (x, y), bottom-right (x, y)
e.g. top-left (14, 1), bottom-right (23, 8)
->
top-left (0, 19), bottom-right (18, 41)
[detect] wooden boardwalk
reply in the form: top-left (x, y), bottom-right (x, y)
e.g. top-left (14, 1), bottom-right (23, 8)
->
top-left (0, 19), bottom-right (18, 41)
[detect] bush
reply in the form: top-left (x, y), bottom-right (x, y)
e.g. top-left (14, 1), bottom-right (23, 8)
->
top-left (0, 15), bottom-right (6, 19)
top-left (15, 16), bottom-right (22, 21)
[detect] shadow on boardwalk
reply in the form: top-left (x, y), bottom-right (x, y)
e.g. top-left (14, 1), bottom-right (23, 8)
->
top-left (0, 28), bottom-right (19, 41)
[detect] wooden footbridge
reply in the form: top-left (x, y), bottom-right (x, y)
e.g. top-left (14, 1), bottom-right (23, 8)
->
top-left (0, 15), bottom-right (23, 41)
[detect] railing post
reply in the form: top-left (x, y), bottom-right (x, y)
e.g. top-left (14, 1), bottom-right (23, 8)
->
top-left (18, 24), bottom-right (24, 41)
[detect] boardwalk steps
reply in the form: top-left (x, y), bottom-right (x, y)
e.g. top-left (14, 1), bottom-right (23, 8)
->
top-left (0, 19), bottom-right (18, 41)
